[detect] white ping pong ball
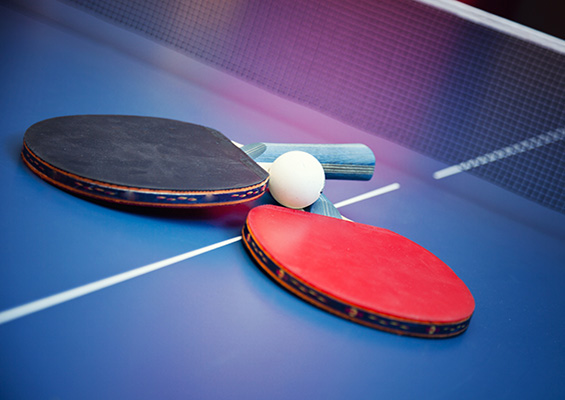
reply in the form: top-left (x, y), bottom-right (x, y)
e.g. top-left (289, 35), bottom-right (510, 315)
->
top-left (268, 150), bottom-right (325, 209)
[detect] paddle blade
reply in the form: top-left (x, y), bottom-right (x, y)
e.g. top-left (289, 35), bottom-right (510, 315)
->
top-left (22, 115), bottom-right (269, 207)
top-left (242, 205), bottom-right (475, 338)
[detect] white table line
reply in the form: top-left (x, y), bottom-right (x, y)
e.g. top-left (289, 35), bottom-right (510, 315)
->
top-left (334, 183), bottom-right (400, 208)
top-left (0, 183), bottom-right (400, 325)
top-left (433, 128), bottom-right (565, 180)
top-left (0, 237), bottom-right (242, 325)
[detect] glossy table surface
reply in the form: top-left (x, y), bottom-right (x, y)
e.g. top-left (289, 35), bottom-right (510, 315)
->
top-left (1, 3), bottom-right (564, 399)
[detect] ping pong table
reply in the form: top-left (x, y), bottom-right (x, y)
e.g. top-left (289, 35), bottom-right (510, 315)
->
top-left (1, 1), bottom-right (564, 399)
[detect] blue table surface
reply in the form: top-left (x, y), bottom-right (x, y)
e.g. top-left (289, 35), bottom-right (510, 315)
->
top-left (1, 3), bottom-right (564, 399)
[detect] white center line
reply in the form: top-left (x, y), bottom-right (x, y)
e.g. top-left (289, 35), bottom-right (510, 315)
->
top-left (0, 183), bottom-right (400, 325)
top-left (0, 237), bottom-right (242, 325)
top-left (433, 128), bottom-right (565, 180)
top-left (334, 183), bottom-right (400, 208)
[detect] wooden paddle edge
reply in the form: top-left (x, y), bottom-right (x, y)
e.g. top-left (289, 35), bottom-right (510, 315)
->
top-left (22, 143), bottom-right (268, 208)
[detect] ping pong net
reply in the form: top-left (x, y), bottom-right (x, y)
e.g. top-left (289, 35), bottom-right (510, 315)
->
top-left (56, 0), bottom-right (565, 213)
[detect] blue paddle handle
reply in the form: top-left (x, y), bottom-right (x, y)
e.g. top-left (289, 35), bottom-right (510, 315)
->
top-left (306, 193), bottom-right (343, 219)
top-left (241, 142), bottom-right (375, 180)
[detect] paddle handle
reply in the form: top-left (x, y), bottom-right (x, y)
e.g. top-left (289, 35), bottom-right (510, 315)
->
top-left (306, 193), bottom-right (343, 219)
top-left (242, 142), bottom-right (375, 180)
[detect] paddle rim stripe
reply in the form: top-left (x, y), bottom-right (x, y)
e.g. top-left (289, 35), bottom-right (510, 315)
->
top-left (317, 165), bottom-right (374, 180)
top-left (241, 221), bottom-right (472, 338)
top-left (318, 162), bottom-right (374, 168)
top-left (22, 143), bottom-right (268, 207)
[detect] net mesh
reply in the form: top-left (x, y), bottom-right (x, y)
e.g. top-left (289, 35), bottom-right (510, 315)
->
top-left (65, 0), bottom-right (565, 213)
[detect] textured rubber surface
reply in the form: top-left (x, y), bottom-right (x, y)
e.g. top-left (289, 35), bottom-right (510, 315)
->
top-left (23, 115), bottom-right (268, 207)
top-left (243, 205), bottom-right (475, 337)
